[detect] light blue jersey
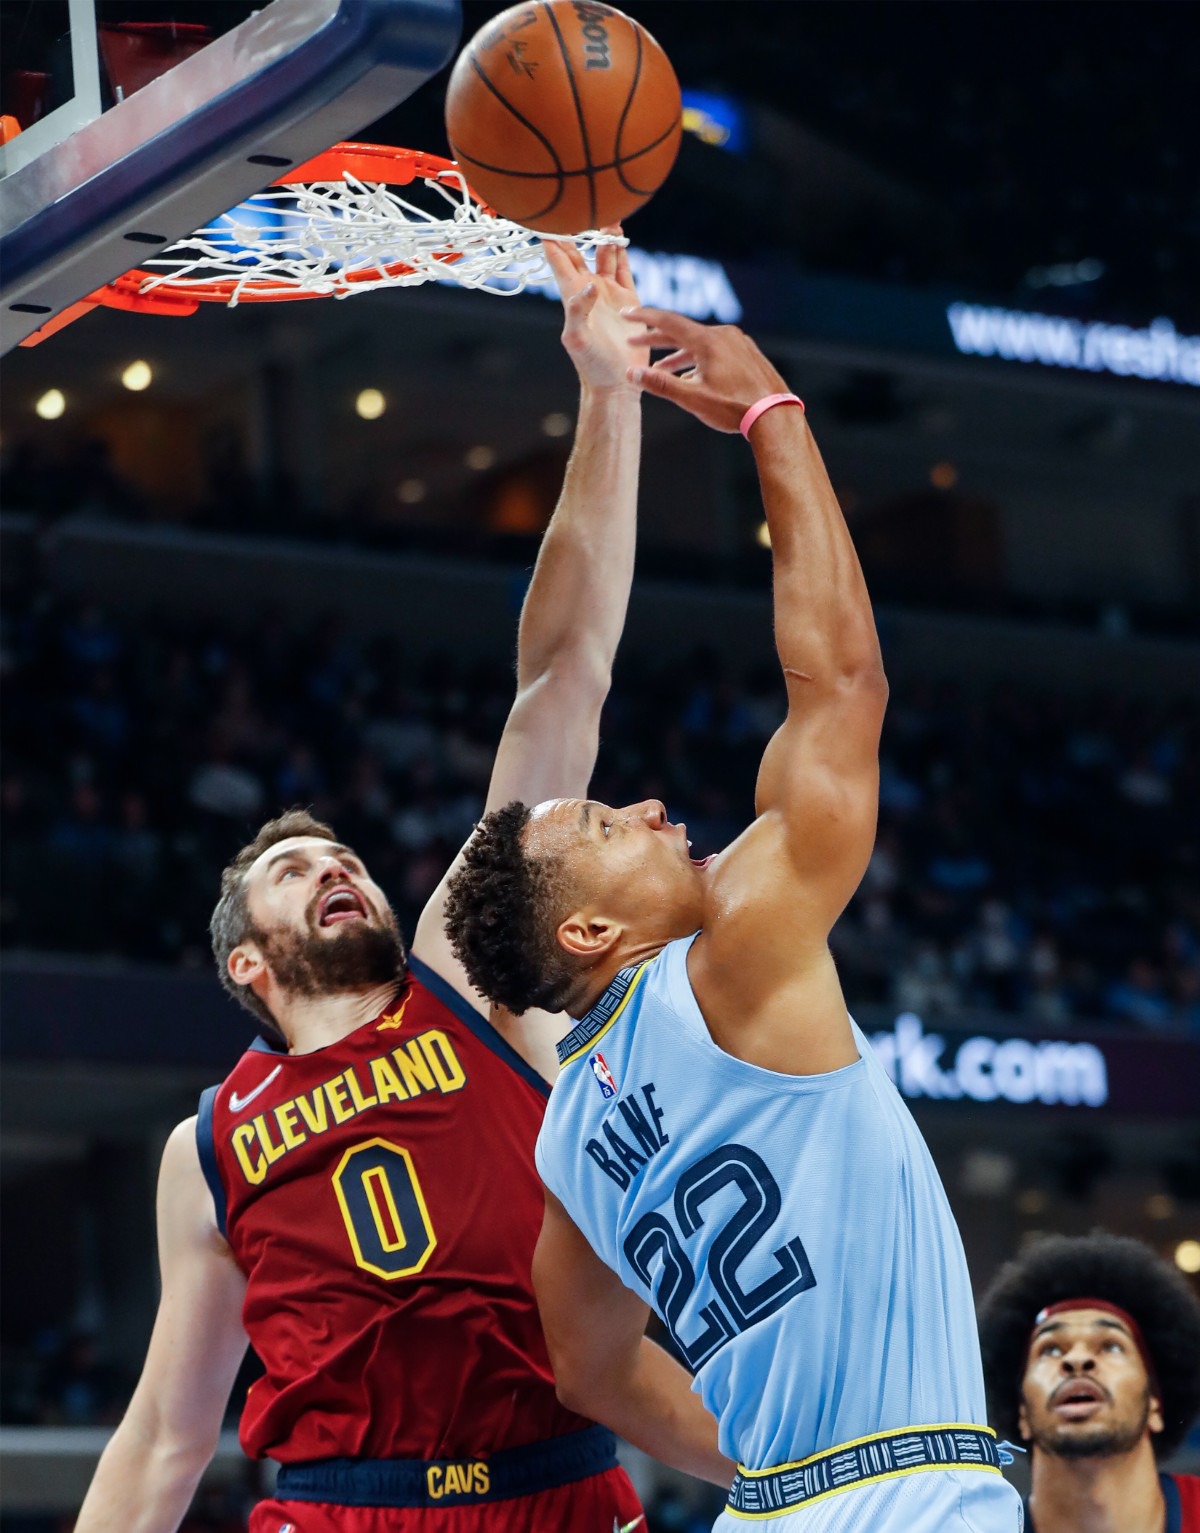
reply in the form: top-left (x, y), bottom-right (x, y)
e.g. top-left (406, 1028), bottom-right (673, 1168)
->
top-left (537, 935), bottom-right (1020, 1527)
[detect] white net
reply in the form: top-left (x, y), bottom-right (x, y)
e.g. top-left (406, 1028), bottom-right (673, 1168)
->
top-left (129, 164), bottom-right (626, 305)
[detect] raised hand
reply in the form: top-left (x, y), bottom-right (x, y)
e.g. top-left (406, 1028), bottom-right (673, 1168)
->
top-left (542, 232), bottom-right (648, 392)
top-left (623, 308), bottom-right (792, 433)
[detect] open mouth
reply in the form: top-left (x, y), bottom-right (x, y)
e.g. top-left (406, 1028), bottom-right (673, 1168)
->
top-left (682, 826), bottom-right (714, 869)
top-left (1051, 1380), bottom-right (1108, 1419)
top-left (317, 886), bottom-right (369, 926)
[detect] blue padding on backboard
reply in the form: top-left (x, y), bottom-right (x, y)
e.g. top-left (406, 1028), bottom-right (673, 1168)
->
top-left (0, 0), bottom-right (461, 352)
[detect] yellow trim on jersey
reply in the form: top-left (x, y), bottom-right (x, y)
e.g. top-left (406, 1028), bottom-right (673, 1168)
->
top-left (725, 1423), bottom-right (1001, 1520)
top-left (735, 1421), bottom-right (997, 1478)
top-left (559, 962), bottom-right (650, 1067)
top-left (724, 1459), bottom-right (1002, 1519)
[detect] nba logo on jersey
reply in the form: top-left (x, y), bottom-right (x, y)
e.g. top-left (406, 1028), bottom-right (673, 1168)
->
top-left (589, 1052), bottom-right (618, 1099)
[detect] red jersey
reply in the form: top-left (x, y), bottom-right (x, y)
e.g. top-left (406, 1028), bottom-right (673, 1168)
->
top-left (1172, 1472), bottom-right (1200, 1533)
top-left (198, 956), bottom-right (592, 1464)
top-left (1026, 1473), bottom-right (1200, 1533)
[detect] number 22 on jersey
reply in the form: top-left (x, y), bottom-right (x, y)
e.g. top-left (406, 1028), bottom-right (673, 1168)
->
top-left (623, 1143), bottom-right (815, 1369)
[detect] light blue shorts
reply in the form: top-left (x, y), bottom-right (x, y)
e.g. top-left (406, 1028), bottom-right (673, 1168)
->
top-left (714, 1468), bottom-right (1023, 1533)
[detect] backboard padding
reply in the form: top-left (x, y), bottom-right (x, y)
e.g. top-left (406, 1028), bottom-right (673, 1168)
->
top-left (0, 0), bottom-right (461, 352)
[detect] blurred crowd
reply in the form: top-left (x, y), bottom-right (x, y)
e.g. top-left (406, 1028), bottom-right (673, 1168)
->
top-left (3, 593), bottom-right (1197, 1035)
top-left (0, 1324), bottom-right (254, 1533)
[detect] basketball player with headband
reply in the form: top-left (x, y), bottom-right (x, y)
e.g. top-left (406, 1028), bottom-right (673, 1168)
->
top-left (71, 239), bottom-right (710, 1533)
top-left (979, 1232), bottom-right (1200, 1533)
top-left (445, 312), bottom-right (1024, 1532)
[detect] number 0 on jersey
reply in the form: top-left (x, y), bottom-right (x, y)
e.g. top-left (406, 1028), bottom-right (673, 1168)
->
top-left (333, 1137), bottom-right (437, 1280)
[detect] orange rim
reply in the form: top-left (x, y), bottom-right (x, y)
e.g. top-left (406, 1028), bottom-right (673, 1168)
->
top-left (88, 143), bottom-right (491, 311)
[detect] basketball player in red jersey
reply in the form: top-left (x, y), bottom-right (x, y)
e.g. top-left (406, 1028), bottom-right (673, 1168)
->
top-left (978, 1233), bottom-right (1200, 1533)
top-left (74, 237), bottom-right (725, 1532)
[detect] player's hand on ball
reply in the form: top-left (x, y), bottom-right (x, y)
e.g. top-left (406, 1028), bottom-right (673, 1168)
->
top-left (543, 232), bottom-right (648, 393)
top-left (624, 308), bottom-right (793, 433)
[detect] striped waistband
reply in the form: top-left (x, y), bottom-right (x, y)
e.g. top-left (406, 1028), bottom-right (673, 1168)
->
top-left (274, 1425), bottom-right (617, 1509)
top-left (726, 1424), bottom-right (1002, 1519)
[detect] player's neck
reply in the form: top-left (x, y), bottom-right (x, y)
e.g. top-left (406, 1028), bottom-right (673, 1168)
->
top-left (1028, 1439), bottom-right (1163, 1533)
top-left (272, 980), bottom-right (402, 1054)
top-left (569, 938), bottom-right (669, 1018)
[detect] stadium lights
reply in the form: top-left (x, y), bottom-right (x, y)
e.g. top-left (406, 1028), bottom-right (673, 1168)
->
top-left (121, 360), bottom-right (153, 391)
top-left (465, 445), bottom-right (496, 471)
top-left (541, 412), bottom-right (572, 438)
top-left (930, 461), bottom-right (958, 490)
top-left (681, 90), bottom-right (746, 153)
top-left (1175, 1240), bottom-right (1200, 1274)
top-left (355, 388), bottom-right (386, 420)
top-left (755, 521), bottom-right (771, 549)
top-left (35, 388), bottom-right (66, 420)
top-left (396, 479), bottom-right (426, 504)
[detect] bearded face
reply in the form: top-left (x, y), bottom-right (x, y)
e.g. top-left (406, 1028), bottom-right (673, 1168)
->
top-left (1019, 1307), bottom-right (1163, 1462)
top-left (234, 836), bottom-right (407, 1008)
top-left (254, 910), bottom-right (406, 998)
top-left (1023, 1382), bottom-right (1151, 1461)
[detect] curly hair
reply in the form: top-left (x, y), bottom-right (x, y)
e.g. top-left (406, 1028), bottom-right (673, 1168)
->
top-left (444, 801), bottom-right (579, 1016)
top-left (977, 1231), bottom-right (1200, 1458)
top-left (209, 808), bottom-right (337, 1035)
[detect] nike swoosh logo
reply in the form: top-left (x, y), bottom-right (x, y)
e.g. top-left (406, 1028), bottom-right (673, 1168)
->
top-left (229, 1065), bottom-right (282, 1113)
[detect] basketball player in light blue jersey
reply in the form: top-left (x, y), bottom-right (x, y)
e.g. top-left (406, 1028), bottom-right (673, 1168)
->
top-left (445, 312), bottom-right (1023, 1532)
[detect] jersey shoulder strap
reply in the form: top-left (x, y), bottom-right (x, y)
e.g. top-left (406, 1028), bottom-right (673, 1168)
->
top-left (408, 955), bottom-right (550, 1097)
top-left (195, 1084), bottom-right (227, 1237)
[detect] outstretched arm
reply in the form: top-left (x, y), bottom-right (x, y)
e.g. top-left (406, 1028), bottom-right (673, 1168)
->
top-left (627, 314), bottom-right (887, 1037)
top-left (75, 1120), bottom-right (248, 1533)
top-left (534, 1189), bottom-right (734, 1488)
top-left (483, 240), bottom-right (645, 813)
top-left (413, 239), bottom-right (646, 1040)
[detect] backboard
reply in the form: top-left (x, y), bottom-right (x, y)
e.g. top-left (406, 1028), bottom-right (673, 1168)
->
top-left (0, 0), bottom-right (462, 353)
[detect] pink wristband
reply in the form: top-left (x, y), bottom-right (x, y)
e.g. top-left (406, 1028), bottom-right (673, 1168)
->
top-left (739, 392), bottom-right (805, 439)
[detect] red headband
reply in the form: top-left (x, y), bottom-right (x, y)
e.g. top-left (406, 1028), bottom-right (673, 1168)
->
top-left (1031, 1298), bottom-right (1160, 1398)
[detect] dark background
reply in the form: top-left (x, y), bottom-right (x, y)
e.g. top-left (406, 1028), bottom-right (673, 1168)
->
top-left (2, 3), bottom-right (1198, 1528)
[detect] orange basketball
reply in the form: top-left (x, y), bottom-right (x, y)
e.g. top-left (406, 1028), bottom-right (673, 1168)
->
top-left (445, 1), bottom-right (682, 235)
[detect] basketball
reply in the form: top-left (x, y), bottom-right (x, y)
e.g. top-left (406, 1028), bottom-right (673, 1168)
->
top-left (444, 1), bottom-right (682, 234)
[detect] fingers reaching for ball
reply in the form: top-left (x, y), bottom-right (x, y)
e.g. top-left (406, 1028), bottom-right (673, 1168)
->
top-left (549, 230), bottom-right (647, 392)
top-left (612, 242), bottom-right (636, 299)
top-left (621, 305), bottom-right (710, 352)
top-left (652, 349), bottom-right (696, 375)
top-left (592, 228), bottom-right (636, 297)
top-left (622, 308), bottom-right (794, 433)
top-left (593, 229), bottom-right (619, 284)
top-left (540, 228), bottom-right (630, 303)
top-left (540, 237), bottom-right (589, 292)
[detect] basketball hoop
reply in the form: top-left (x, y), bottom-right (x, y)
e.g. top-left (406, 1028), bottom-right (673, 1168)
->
top-left (20, 142), bottom-right (625, 343)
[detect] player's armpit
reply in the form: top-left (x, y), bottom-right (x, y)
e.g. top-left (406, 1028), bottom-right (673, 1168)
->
top-left (74, 1118), bottom-right (248, 1533)
top-left (533, 1188), bottom-right (734, 1489)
